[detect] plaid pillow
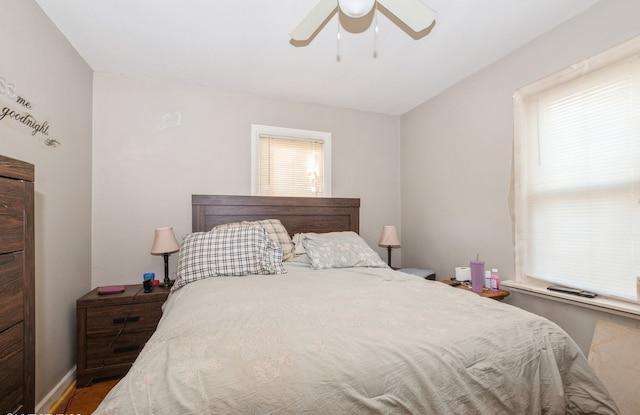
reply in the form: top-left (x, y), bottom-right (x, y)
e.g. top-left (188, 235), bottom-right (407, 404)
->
top-left (172, 225), bottom-right (286, 291)
top-left (213, 219), bottom-right (295, 260)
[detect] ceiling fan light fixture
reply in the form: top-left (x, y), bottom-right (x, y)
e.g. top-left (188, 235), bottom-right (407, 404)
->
top-left (290, 0), bottom-right (436, 43)
top-left (338, 0), bottom-right (376, 18)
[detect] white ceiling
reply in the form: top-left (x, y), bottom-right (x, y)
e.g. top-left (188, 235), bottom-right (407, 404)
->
top-left (35, 0), bottom-right (599, 116)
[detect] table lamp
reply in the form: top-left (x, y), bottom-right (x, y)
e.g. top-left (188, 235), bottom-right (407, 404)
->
top-left (378, 225), bottom-right (401, 267)
top-left (150, 227), bottom-right (180, 287)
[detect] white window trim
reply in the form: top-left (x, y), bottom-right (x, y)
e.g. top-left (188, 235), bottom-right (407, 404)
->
top-left (251, 124), bottom-right (332, 197)
top-left (511, 34), bottom-right (640, 319)
top-left (502, 280), bottom-right (640, 321)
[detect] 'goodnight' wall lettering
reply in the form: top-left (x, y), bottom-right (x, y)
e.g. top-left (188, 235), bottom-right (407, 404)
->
top-left (0, 75), bottom-right (61, 148)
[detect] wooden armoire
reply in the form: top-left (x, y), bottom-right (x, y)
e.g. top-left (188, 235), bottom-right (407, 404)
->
top-left (0, 154), bottom-right (35, 413)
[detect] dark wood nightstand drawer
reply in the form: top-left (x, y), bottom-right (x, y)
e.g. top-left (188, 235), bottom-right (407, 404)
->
top-left (85, 329), bottom-right (156, 369)
top-left (86, 303), bottom-right (163, 336)
top-left (76, 284), bottom-right (170, 387)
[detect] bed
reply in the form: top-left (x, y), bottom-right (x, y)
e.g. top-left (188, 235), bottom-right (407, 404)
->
top-left (94, 195), bottom-right (620, 414)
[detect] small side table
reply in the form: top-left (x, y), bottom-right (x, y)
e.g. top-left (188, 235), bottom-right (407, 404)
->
top-left (441, 279), bottom-right (510, 301)
top-left (76, 284), bottom-right (171, 387)
top-left (397, 268), bottom-right (436, 281)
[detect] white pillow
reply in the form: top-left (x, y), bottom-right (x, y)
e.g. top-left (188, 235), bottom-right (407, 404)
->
top-left (292, 233), bottom-right (307, 255)
top-left (302, 231), bottom-right (388, 270)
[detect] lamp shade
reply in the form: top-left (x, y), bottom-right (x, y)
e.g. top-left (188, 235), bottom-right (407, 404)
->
top-left (150, 227), bottom-right (180, 254)
top-left (378, 225), bottom-right (401, 247)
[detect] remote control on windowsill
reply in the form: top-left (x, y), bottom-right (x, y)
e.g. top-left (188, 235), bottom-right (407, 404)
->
top-left (547, 285), bottom-right (597, 298)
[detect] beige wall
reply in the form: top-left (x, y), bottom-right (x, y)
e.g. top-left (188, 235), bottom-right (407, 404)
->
top-left (10, 0), bottom-right (640, 405)
top-left (91, 73), bottom-right (401, 287)
top-left (400, 0), bottom-right (640, 354)
top-left (1, 0), bottom-right (93, 406)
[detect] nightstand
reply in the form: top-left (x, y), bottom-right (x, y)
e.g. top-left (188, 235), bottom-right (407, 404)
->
top-left (441, 279), bottom-right (510, 301)
top-left (76, 284), bottom-right (170, 387)
top-left (397, 268), bottom-right (436, 281)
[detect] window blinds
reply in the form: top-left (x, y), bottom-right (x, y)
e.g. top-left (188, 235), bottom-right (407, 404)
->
top-left (518, 54), bottom-right (640, 300)
top-left (258, 134), bottom-right (325, 197)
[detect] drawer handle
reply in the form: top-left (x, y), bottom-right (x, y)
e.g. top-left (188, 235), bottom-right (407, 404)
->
top-left (113, 344), bottom-right (140, 354)
top-left (113, 316), bottom-right (140, 324)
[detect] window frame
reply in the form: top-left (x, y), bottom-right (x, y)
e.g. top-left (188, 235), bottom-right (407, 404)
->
top-left (250, 124), bottom-right (332, 197)
top-left (513, 34), bottom-right (640, 303)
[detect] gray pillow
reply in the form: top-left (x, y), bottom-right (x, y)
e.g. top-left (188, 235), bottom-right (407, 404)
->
top-left (302, 231), bottom-right (388, 270)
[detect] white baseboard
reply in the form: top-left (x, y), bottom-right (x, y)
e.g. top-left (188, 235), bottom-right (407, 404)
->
top-left (36, 365), bottom-right (76, 414)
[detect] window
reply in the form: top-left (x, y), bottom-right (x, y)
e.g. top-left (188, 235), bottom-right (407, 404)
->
top-left (251, 125), bottom-right (331, 197)
top-left (514, 35), bottom-right (640, 301)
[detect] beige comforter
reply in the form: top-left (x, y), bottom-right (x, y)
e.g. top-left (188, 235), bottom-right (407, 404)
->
top-left (94, 263), bottom-right (619, 414)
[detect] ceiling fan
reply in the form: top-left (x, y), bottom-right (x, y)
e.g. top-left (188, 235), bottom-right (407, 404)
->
top-left (290, 0), bottom-right (436, 42)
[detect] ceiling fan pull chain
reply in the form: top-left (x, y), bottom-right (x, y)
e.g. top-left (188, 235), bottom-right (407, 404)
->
top-left (336, 18), bottom-right (341, 62)
top-left (373, 0), bottom-right (379, 58)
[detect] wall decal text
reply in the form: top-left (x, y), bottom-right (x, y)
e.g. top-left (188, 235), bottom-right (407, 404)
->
top-left (0, 75), bottom-right (61, 148)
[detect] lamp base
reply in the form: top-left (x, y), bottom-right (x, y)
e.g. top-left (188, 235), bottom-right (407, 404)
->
top-left (159, 278), bottom-right (174, 288)
top-left (160, 253), bottom-right (174, 288)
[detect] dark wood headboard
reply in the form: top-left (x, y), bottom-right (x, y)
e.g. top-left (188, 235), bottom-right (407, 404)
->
top-left (192, 195), bottom-right (360, 235)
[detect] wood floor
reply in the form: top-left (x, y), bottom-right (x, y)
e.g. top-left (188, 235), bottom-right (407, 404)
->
top-left (51, 377), bottom-right (120, 414)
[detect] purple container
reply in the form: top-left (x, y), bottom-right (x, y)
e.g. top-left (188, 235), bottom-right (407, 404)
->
top-left (469, 260), bottom-right (485, 293)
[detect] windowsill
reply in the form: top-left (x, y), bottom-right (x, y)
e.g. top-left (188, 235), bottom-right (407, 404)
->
top-left (501, 280), bottom-right (640, 321)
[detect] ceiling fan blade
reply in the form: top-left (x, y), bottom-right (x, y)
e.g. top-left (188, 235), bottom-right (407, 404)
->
top-left (290, 0), bottom-right (338, 41)
top-left (377, 0), bottom-right (436, 32)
